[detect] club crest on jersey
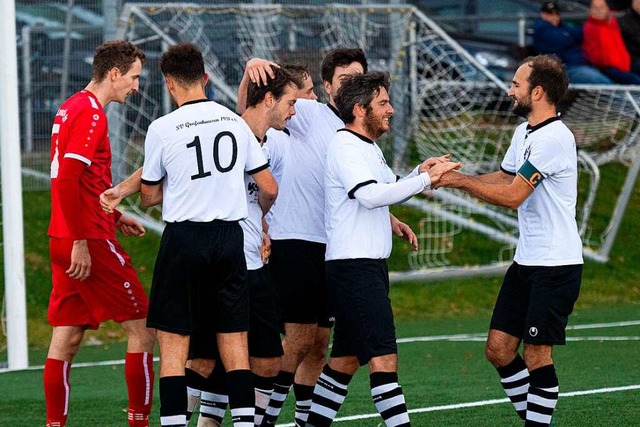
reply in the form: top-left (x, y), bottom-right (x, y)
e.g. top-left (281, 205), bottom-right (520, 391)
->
top-left (523, 144), bottom-right (532, 162)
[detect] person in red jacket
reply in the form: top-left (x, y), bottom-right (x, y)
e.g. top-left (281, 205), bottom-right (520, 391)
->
top-left (583, 0), bottom-right (640, 83)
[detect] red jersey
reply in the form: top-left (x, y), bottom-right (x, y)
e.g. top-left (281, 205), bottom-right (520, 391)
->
top-left (48, 90), bottom-right (117, 239)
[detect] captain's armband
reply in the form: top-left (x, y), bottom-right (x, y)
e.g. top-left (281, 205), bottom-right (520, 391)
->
top-left (517, 160), bottom-right (544, 189)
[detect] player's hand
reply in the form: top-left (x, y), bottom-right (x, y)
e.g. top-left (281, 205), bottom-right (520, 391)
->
top-left (246, 58), bottom-right (279, 86)
top-left (116, 214), bottom-right (146, 237)
top-left (260, 232), bottom-right (272, 264)
top-left (67, 239), bottom-right (91, 281)
top-left (428, 161), bottom-right (463, 188)
top-left (391, 218), bottom-right (418, 251)
top-left (418, 154), bottom-right (451, 173)
top-left (100, 187), bottom-right (123, 214)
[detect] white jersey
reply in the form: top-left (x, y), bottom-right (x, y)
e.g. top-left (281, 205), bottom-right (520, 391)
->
top-left (241, 133), bottom-right (286, 270)
top-left (268, 99), bottom-right (343, 243)
top-left (142, 100), bottom-right (268, 223)
top-left (265, 128), bottom-right (288, 186)
top-left (325, 129), bottom-right (422, 261)
top-left (263, 128), bottom-right (289, 227)
top-left (501, 117), bottom-right (583, 266)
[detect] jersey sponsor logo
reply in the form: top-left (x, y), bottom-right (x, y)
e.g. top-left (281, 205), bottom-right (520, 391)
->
top-left (517, 160), bottom-right (544, 189)
top-left (55, 109), bottom-right (69, 123)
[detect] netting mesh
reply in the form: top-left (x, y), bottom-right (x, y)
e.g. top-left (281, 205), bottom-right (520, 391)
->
top-left (112, 3), bottom-right (640, 272)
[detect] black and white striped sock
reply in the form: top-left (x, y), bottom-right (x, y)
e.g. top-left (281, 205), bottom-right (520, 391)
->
top-left (254, 374), bottom-right (276, 426)
top-left (496, 354), bottom-right (530, 420)
top-left (370, 371), bottom-right (411, 427)
top-left (305, 365), bottom-right (353, 427)
top-left (293, 383), bottom-right (314, 426)
top-left (159, 376), bottom-right (187, 427)
top-left (198, 362), bottom-right (228, 425)
top-left (260, 370), bottom-right (294, 426)
top-left (525, 365), bottom-right (558, 427)
top-left (227, 369), bottom-right (255, 427)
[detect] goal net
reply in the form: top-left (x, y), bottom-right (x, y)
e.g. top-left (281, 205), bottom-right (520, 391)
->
top-left (111, 3), bottom-right (640, 280)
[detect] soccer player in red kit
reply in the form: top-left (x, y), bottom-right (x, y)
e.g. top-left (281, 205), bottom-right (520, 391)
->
top-left (45, 40), bottom-right (156, 427)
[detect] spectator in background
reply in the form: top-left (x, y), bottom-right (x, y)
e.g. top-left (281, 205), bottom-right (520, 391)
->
top-left (618, 0), bottom-right (640, 75)
top-left (533, 1), bottom-right (614, 84)
top-left (582, 0), bottom-right (640, 84)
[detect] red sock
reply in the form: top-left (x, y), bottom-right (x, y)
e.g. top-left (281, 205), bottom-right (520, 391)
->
top-left (125, 352), bottom-right (155, 427)
top-left (44, 358), bottom-right (71, 427)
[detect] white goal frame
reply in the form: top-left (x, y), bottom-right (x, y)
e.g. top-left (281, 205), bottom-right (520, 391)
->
top-left (1, 0), bottom-right (28, 371)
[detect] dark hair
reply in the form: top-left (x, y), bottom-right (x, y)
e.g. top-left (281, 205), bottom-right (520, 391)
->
top-left (92, 40), bottom-right (145, 83)
top-left (160, 43), bottom-right (205, 86)
top-left (335, 71), bottom-right (390, 124)
top-left (281, 64), bottom-right (311, 82)
top-left (246, 66), bottom-right (303, 108)
top-left (321, 48), bottom-right (368, 84)
top-left (522, 55), bottom-right (568, 105)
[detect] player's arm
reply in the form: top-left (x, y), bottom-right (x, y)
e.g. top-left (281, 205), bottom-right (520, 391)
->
top-left (116, 213), bottom-right (146, 237)
top-left (475, 170), bottom-right (514, 184)
top-left (237, 58), bottom-right (279, 115)
top-left (438, 169), bottom-right (533, 209)
top-left (56, 157), bottom-right (92, 280)
top-left (353, 161), bottom-right (461, 209)
top-left (251, 168), bottom-right (278, 216)
top-left (140, 181), bottom-right (164, 208)
top-left (139, 125), bottom-right (165, 208)
top-left (100, 167), bottom-right (143, 214)
top-left (389, 213), bottom-right (418, 251)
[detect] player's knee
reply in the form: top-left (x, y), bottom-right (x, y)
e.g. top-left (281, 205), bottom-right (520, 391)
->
top-left (123, 321), bottom-right (156, 351)
top-left (485, 341), bottom-right (512, 367)
top-left (189, 358), bottom-right (216, 378)
top-left (308, 342), bottom-right (328, 364)
top-left (48, 327), bottom-right (84, 360)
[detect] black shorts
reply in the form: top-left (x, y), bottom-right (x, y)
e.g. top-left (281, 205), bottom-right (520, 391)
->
top-left (248, 265), bottom-right (284, 358)
top-left (490, 262), bottom-right (582, 345)
top-left (189, 266), bottom-right (283, 360)
top-left (270, 239), bottom-right (333, 327)
top-left (327, 258), bottom-right (397, 366)
top-left (147, 220), bottom-right (249, 338)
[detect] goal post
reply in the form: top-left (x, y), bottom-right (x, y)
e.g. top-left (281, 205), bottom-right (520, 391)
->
top-left (110, 3), bottom-right (640, 281)
top-left (1, 0), bottom-right (28, 371)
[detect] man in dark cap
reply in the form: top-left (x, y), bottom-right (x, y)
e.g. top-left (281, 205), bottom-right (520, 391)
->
top-left (534, 1), bottom-right (614, 83)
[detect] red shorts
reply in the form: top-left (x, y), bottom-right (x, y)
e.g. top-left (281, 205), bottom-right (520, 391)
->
top-left (48, 238), bottom-right (149, 329)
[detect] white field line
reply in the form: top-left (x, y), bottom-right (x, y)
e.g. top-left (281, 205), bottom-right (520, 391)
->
top-left (397, 319), bottom-right (640, 344)
top-left (2, 319), bottom-right (639, 374)
top-left (276, 385), bottom-right (640, 426)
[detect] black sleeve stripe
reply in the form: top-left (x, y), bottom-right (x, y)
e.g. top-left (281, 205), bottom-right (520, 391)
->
top-left (347, 179), bottom-right (377, 199)
top-left (141, 177), bottom-right (164, 186)
top-left (247, 162), bottom-right (270, 175)
top-left (500, 166), bottom-right (517, 176)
